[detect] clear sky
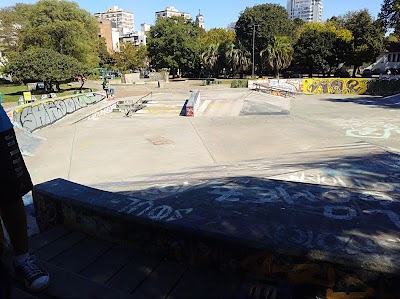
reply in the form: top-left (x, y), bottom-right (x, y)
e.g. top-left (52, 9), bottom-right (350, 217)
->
top-left (1, 0), bottom-right (384, 31)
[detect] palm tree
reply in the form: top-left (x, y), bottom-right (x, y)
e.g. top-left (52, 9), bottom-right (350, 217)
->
top-left (201, 43), bottom-right (220, 76)
top-left (225, 42), bottom-right (251, 78)
top-left (261, 36), bottom-right (294, 79)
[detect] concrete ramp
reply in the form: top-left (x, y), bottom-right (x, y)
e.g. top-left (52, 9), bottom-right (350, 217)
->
top-left (197, 91), bottom-right (290, 116)
top-left (13, 122), bottom-right (46, 156)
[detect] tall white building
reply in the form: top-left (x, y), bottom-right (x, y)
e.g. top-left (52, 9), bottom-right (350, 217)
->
top-left (155, 6), bottom-right (190, 20)
top-left (287, 0), bottom-right (323, 22)
top-left (94, 6), bottom-right (134, 36)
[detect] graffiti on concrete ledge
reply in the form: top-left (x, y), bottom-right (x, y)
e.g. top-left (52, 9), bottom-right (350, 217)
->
top-left (303, 79), bottom-right (368, 95)
top-left (13, 94), bottom-right (104, 132)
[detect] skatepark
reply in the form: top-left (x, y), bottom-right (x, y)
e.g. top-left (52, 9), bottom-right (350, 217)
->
top-left (8, 79), bottom-right (400, 298)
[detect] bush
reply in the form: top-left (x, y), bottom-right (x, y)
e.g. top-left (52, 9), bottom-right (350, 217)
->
top-left (231, 79), bottom-right (248, 88)
top-left (366, 78), bottom-right (400, 96)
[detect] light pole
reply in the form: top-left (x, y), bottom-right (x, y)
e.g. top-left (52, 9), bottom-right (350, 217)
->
top-left (252, 24), bottom-right (259, 77)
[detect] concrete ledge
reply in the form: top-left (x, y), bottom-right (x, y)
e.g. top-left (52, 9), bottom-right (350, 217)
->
top-left (33, 178), bottom-right (400, 280)
top-left (185, 90), bottom-right (200, 116)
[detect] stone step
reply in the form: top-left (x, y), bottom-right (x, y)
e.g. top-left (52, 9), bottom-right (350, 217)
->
top-left (10, 226), bottom-right (252, 299)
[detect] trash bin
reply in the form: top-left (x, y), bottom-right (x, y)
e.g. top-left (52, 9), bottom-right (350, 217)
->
top-left (202, 80), bottom-right (206, 86)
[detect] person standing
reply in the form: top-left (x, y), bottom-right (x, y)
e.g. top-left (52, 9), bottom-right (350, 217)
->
top-left (0, 103), bottom-right (50, 293)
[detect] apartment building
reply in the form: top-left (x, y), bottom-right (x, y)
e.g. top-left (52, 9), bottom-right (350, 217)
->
top-left (155, 6), bottom-right (190, 20)
top-left (287, 0), bottom-right (323, 22)
top-left (95, 6), bottom-right (134, 36)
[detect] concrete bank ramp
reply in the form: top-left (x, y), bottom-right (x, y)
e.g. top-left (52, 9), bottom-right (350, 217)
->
top-left (33, 177), bottom-right (400, 297)
top-left (196, 91), bottom-right (290, 117)
top-left (13, 122), bottom-right (46, 156)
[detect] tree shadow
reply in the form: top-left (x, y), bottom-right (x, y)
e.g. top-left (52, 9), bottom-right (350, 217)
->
top-left (324, 94), bottom-right (400, 109)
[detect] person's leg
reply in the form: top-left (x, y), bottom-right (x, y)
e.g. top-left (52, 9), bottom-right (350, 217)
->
top-left (0, 128), bottom-right (49, 292)
top-left (0, 197), bottom-right (28, 256)
top-left (110, 88), bottom-right (115, 96)
top-left (0, 198), bottom-right (50, 292)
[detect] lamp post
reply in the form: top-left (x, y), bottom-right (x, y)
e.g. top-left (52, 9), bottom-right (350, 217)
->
top-left (252, 24), bottom-right (259, 77)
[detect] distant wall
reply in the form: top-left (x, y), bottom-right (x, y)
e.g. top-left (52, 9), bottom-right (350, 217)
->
top-left (249, 78), bottom-right (369, 95)
top-left (12, 93), bottom-right (104, 132)
top-left (248, 79), bottom-right (303, 92)
top-left (303, 78), bottom-right (368, 95)
top-left (121, 73), bottom-right (140, 84)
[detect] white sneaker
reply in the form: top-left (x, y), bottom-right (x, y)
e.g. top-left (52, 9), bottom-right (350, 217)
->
top-left (14, 256), bottom-right (50, 292)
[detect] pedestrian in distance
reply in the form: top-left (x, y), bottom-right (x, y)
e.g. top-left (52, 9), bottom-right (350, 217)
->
top-left (0, 103), bottom-right (50, 293)
top-left (102, 77), bottom-right (115, 99)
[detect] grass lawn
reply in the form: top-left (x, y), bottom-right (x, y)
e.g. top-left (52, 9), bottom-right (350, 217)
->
top-left (0, 83), bottom-right (97, 103)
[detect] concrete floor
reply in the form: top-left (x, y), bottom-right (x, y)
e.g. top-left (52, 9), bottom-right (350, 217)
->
top-left (22, 80), bottom-right (400, 190)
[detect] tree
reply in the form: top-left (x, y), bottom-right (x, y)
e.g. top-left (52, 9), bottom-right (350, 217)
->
top-left (8, 48), bottom-right (84, 90)
top-left (344, 10), bottom-right (385, 77)
top-left (114, 43), bottom-right (148, 71)
top-left (0, 4), bottom-right (31, 58)
top-left (261, 36), bottom-right (293, 78)
top-left (225, 42), bottom-right (251, 78)
top-left (97, 38), bottom-right (116, 69)
top-left (17, 0), bottom-right (99, 68)
top-left (379, 0), bottom-right (400, 36)
top-left (293, 22), bottom-right (352, 77)
top-left (199, 28), bottom-right (236, 50)
top-left (235, 4), bottom-right (294, 75)
top-left (147, 16), bottom-right (201, 77)
top-left (201, 43), bottom-right (220, 76)
top-left (198, 29), bottom-right (236, 77)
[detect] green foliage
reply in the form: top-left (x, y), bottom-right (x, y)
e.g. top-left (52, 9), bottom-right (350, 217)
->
top-left (0, 3), bottom-right (31, 57)
top-left (379, 0), bottom-right (400, 36)
top-left (294, 22), bottom-right (353, 77)
top-left (235, 4), bottom-right (294, 75)
top-left (8, 48), bottom-right (83, 85)
top-left (225, 42), bottom-right (251, 78)
top-left (17, 0), bottom-right (99, 68)
top-left (261, 36), bottom-right (293, 78)
top-left (201, 43), bottom-right (220, 75)
top-left (97, 38), bottom-right (116, 69)
top-left (230, 79), bottom-right (248, 88)
top-left (199, 28), bottom-right (236, 51)
top-left (147, 16), bottom-right (201, 76)
top-left (114, 42), bottom-right (147, 71)
top-left (343, 10), bottom-right (385, 76)
top-left (367, 78), bottom-right (400, 96)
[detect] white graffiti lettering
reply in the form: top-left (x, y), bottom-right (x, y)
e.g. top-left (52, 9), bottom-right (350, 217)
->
top-left (13, 94), bottom-right (104, 132)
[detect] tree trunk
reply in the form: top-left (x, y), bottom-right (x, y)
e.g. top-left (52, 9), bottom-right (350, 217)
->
top-left (352, 65), bottom-right (357, 78)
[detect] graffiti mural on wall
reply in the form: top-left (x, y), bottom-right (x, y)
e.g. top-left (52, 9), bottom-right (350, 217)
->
top-left (13, 94), bottom-right (104, 132)
top-left (249, 79), bottom-right (303, 93)
top-left (303, 78), bottom-right (368, 95)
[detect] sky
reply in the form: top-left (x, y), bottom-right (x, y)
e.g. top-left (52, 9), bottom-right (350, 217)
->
top-left (1, 0), bottom-right (384, 31)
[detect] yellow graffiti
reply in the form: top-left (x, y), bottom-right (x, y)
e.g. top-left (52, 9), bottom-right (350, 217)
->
top-left (241, 253), bottom-right (381, 298)
top-left (303, 79), bottom-right (368, 95)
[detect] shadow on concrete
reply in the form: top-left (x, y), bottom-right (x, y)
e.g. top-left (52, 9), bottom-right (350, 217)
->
top-left (103, 151), bottom-right (400, 276)
top-left (323, 94), bottom-right (400, 109)
top-left (180, 99), bottom-right (188, 116)
top-left (33, 150), bottom-right (400, 297)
